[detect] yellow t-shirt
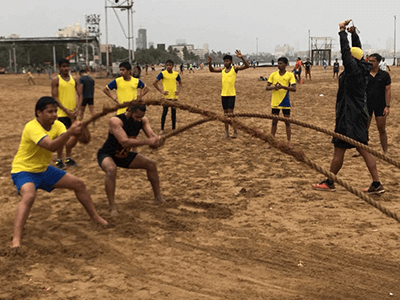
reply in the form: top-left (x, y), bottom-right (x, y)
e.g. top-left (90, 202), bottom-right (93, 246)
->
top-left (268, 70), bottom-right (296, 109)
top-left (158, 70), bottom-right (181, 99)
top-left (57, 75), bottom-right (76, 117)
top-left (221, 67), bottom-right (237, 96)
top-left (107, 76), bottom-right (145, 114)
top-left (11, 119), bottom-right (66, 173)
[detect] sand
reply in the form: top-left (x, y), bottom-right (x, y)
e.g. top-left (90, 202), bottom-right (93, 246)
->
top-left (1, 66), bottom-right (400, 300)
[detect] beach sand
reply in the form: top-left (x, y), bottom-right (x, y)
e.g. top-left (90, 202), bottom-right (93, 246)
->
top-left (1, 66), bottom-right (400, 299)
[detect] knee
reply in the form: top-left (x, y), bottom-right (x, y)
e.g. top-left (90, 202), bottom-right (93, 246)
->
top-left (72, 177), bottom-right (86, 191)
top-left (378, 126), bottom-right (386, 134)
top-left (21, 193), bottom-right (36, 207)
top-left (104, 165), bottom-right (117, 178)
top-left (147, 159), bottom-right (157, 172)
top-left (272, 120), bottom-right (278, 126)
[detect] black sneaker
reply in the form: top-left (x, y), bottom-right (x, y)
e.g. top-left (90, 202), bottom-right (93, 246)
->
top-left (55, 159), bottom-right (66, 170)
top-left (364, 183), bottom-right (385, 194)
top-left (65, 157), bottom-right (77, 167)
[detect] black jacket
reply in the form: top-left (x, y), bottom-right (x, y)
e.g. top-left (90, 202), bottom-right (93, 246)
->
top-left (333, 31), bottom-right (372, 146)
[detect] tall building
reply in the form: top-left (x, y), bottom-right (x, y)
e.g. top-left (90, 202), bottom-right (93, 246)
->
top-left (136, 29), bottom-right (147, 50)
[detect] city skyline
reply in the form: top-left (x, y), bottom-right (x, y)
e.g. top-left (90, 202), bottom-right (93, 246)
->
top-left (1, 0), bottom-right (399, 56)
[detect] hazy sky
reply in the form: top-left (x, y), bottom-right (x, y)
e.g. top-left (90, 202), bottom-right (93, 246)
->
top-left (1, 0), bottom-right (399, 54)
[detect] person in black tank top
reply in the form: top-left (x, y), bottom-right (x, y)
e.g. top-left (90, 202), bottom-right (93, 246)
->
top-left (97, 105), bottom-right (164, 215)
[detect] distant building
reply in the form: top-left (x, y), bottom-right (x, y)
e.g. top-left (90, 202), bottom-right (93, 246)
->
top-left (157, 44), bottom-right (166, 51)
top-left (274, 44), bottom-right (294, 57)
top-left (56, 22), bottom-right (86, 37)
top-left (136, 29), bottom-right (147, 50)
top-left (170, 44), bottom-right (195, 60)
top-left (194, 43), bottom-right (209, 60)
top-left (149, 41), bottom-right (154, 48)
top-left (7, 33), bottom-right (20, 39)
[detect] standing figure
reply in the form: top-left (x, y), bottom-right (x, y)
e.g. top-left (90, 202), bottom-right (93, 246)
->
top-left (78, 69), bottom-right (95, 120)
top-left (207, 50), bottom-right (250, 138)
top-left (312, 20), bottom-right (384, 194)
top-left (265, 57), bottom-right (296, 142)
top-left (103, 62), bottom-right (149, 115)
top-left (367, 53), bottom-right (391, 153)
top-left (153, 60), bottom-right (182, 134)
top-left (51, 58), bottom-right (81, 169)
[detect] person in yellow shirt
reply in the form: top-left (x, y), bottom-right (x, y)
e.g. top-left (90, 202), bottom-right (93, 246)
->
top-left (265, 57), bottom-right (297, 142)
top-left (207, 50), bottom-right (249, 138)
top-left (103, 62), bottom-right (149, 115)
top-left (153, 59), bottom-right (182, 134)
top-left (10, 97), bottom-right (107, 249)
top-left (27, 69), bottom-right (35, 85)
top-left (51, 58), bottom-right (82, 169)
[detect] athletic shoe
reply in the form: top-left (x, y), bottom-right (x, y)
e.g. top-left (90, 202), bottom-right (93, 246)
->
top-left (65, 157), bottom-right (77, 167)
top-left (55, 159), bottom-right (66, 170)
top-left (312, 180), bottom-right (336, 192)
top-left (364, 184), bottom-right (385, 194)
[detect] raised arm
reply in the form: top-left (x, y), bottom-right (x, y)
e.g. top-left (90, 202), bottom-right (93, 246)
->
top-left (235, 50), bottom-right (250, 71)
top-left (207, 56), bottom-right (223, 72)
top-left (339, 20), bottom-right (359, 74)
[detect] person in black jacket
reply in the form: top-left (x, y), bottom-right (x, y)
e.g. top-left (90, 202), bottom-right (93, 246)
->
top-left (312, 20), bottom-right (384, 194)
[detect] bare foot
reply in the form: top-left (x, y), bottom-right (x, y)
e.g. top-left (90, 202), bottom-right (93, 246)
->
top-left (10, 238), bottom-right (20, 249)
top-left (231, 132), bottom-right (238, 139)
top-left (92, 215), bottom-right (108, 225)
top-left (224, 133), bottom-right (229, 139)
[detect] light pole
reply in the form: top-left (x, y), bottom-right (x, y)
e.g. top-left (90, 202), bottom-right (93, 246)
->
top-left (394, 15), bottom-right (397, 66)
top-left (104, 0), bottom-right (135, 73)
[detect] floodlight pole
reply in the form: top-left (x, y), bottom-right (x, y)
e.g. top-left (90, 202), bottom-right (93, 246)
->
top-left (105, 0), bottom-right (110, 75)
top-left (394, 15), bottom-right (397, 66)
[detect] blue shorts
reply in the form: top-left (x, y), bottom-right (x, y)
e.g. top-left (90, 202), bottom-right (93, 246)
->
top-left (11, 166), bottom-right (66, 193)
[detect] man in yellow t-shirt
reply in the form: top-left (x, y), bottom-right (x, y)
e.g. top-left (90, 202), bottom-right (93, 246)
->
top-left (266, 57), bottom-right (297, 142)
top-left (207, 50), bottom-right (249, 138)
top-left (103, 62), bottom-right (149, 115)
top-left (153, 59), bottom-right (182, 134)
top-left (10, 97), bottom-right (107, 249)
top-left (51, 58), bottom-right (82, 169)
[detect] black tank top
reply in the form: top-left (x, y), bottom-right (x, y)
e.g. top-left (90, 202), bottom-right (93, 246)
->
top-left (99, 113), bottom-right (143, 158)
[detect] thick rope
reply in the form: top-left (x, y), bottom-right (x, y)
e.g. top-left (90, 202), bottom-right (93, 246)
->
top-left (82, 99), bottom-right (400, 224)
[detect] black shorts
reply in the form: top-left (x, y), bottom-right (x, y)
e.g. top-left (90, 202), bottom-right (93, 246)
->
top-left (81, 97), bottom-right (94, 106)
top-left (58, 117), bottom-right (72, 129)
top-left (97, 151), bottom-right (138, 169)
top-left (221, 96), bottom-right (236, 110)
top-left (333, 69), bottom-right (339, 73)
top-left (332, 137), bottom-right (368, 149)
top-left (271, 108), bottom-right (290, 116)
top-left (367, 102), bottom-right (385, 117)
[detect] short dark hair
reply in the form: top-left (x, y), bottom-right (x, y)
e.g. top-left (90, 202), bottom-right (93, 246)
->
top-left (277, 57), bottom-right (288, 65)
top-left (58, 58), bottom-right (70, 66)
top-left (79, 69), bottom-right (86, 75)
top-left (119, 61), bottom-right (132, 70)
top-left (223, 55), bottom-right (233, 61)
top-left (369, 53), bottom-right (382, 62)
top-left (35, 97), bottom-right (57, 117)
top-left (166, 59), bottom-right (174, 65)
top-left (128, 105), bottom-right (146, 112)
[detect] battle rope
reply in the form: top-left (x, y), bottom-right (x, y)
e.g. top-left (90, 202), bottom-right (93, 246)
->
top-left (81, 99), bottom-right (400, 224)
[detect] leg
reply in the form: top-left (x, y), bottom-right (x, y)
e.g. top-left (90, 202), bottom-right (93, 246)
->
top-left (356, 147), bottom-right (380, 182)
top-left (11, 183), bottom-right (37, 248)
top-left (65, 135), bottom-right (78, 158)
top-left (53, 173), bottom-right (108, 224)
top-left (128, 154), bottom-right (164, 203)
top-left (100, 157), bottom-right (119, 215)
top-left (375, 116), bottom-right (388, 153)
top-left (88, 104), bottom-right (95, 119)
top-left (171, 107), bottom-right (176, 130)
top-left (284, 114), bottom-right (291, 142)
top-left (329, 147), bottom-right (346, 175)
top-left (161, 106), bottom-right (168, 131)
top-left (223, 109), bottom-right (230, 138)
top-left (227, 108), bottom-right (237, 137)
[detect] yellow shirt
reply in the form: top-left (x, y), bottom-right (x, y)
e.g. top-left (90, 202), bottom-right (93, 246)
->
top-left (221, 67), bottom-right (237, 96)
top-left (107, 77), bottom-right (145, 114)
top-left (268, 70), bottom-right (296, 109)
top-left (158, 70), bottom-right (181, 99)
top-left (11, 119), bottom-right (66, 173)
top-left (57, 75), bottom-right (76, 117)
